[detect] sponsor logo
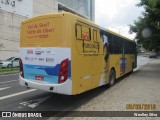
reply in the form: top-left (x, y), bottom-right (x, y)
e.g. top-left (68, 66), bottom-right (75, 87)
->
top-left (25, 57), bottom-right (30, 60)
top-left (46, 58), bottom-right (54, 62)
top-left (25, 57), bottom-right (35, 61)
top-left (46, 51), bottom-right (51, 54)
top-left (34, 58), bottom-right (38, 60)
top-left (35, 51), bottom-right (44, 55)
top-left (27, 50), bottom-right (33, 54)
top-left (39, 58), bottom-right (44, 61)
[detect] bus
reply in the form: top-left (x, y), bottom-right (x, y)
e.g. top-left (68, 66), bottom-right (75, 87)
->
top-left (19, 12), bottom-right (137, 95)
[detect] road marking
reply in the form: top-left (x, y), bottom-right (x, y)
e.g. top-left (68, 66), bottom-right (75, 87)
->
top-left (0, 73), bottom-right (19, 77)
top-left (0, 87), bottom-right (11, 91)
top-left (0, 89), bottom-right (37, 101)
top-left (0, 80), bottom-right (18, 84)
top-left (20, 96), bottom-right (51, 108)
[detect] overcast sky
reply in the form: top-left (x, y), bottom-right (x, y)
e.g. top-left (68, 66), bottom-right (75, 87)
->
top-left (95, 0), bottom-right (144, 39)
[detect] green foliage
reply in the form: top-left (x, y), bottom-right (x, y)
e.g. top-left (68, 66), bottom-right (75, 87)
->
top-left (130, 0), bottom-right (160, 53)
top-left (0, 68), bottom-right (19, 73)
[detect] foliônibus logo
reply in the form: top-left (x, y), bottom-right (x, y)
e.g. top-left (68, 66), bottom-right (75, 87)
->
top-left (27, 50), bottom-right (33, 54)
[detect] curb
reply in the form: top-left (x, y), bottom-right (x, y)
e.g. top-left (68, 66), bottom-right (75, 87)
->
top-left (0, 71), bottom-right (19, 75)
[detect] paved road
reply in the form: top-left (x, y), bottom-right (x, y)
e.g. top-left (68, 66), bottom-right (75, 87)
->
top-left (0, 74), bottom-right (110, 120)
top-left (58, 57), bottom-right (160, 120)
top-left (0, 56), bottom-right (159, 120)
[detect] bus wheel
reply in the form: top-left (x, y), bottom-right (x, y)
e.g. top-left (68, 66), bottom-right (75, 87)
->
top-left (109, 69), bottom-right (116, 86)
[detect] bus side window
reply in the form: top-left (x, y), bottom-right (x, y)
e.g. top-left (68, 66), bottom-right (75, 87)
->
top-left (98, 32), bottom-right (104, 54)
top-left (75, 24), bottom-right (82, 39)
top-left (92, 29), bottom-right (100, 54)
top-left (82, 26), bottom-right (91, 41)
top-left (102, 34), bottom-right (109, 61)
top-left (102, 34), bottom-right (108, 44)
top-left (93, 30), bottom-right (97, 42)
top-left (93, 30), bottom-right (101, 42)
top-left (97, 31), bottom-right (101, 42)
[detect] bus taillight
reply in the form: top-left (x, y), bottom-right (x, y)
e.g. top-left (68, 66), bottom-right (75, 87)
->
top-left (19, 59), bottom-right (24, 78)
top-left (58, 59), bottom-right (69, 84)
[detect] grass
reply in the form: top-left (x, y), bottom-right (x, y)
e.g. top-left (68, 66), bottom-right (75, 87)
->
top-left (0, 67), bottom-right (19, 73)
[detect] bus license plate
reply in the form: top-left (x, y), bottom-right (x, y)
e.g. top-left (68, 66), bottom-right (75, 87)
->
top-left (35, 76), bottom-right (44, 81)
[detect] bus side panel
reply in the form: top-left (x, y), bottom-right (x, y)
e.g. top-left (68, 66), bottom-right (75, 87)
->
top-left (125, 54), bottom-right (135, 73)
top-left (71, 18), bottom-right (99, 95)
top-left (109, 54), bottom-right (135, 79)
top-left (92, 54), bottom-right (110, 88)
top-left (109, 54), bottom-right (121, 79)
top-left (71, 53), bottom-right (95, 94)
top-left (71, 17), bottom-right (112, 94)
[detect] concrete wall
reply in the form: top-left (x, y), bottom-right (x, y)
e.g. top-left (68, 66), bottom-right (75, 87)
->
top-left (0, 10), bottom-right (26, 60)
top-left (0, 10), bottom-right (27, 60)
top-left (0, 0), bottom-right (95, 60)
top-left (0, 0), bottom-right (33, 17)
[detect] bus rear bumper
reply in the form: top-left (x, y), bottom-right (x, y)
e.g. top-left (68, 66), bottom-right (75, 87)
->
top-left (19, 75), bottom-right (72, 95)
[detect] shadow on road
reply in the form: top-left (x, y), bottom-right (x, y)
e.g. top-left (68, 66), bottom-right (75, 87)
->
top-left (18, 83), bottom-right (109, 118)
top-left (17, 70), bottom-right (141, 118)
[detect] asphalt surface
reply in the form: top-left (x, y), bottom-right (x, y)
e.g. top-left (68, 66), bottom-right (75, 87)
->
top-left (0, 56), bottom-right (159, 120)
top-left (58, 57), bottom-right (160, 120)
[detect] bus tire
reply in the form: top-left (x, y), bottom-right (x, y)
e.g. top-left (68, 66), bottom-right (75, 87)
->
top-left (109, 69), bottom-right (116, 86)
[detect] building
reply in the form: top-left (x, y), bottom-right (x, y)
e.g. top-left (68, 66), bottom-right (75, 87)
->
top-left (0, 0), bottom-right (95, 60)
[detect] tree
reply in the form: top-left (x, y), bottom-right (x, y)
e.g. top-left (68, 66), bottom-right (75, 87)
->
top-left (129, 0), bottom-right (160, 53)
